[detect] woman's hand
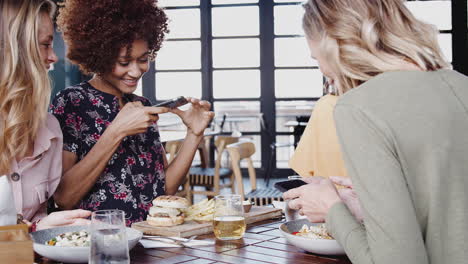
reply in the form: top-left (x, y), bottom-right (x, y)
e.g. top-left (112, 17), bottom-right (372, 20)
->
top-left (36, 209), bottom-right (92, 230)
top-left (108, 101), bottom-right (169, 138)
top-left (283, 178), bottom-right (341, 222)
top-left (330, 176), bottom-right (364, 222)
top-left (170, 98), bottom-right (215, 136)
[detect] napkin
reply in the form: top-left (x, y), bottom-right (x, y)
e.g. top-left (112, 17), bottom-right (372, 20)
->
top-left (139, 237), bottom-right (214, 248)
top-left (0, 176), bottom-right (17, 226)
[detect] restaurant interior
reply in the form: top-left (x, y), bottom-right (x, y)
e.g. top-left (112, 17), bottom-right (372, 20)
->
top-left (49, 0), bottom-right (467, 203)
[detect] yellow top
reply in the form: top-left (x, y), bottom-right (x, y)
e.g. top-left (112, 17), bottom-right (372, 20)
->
top-left (288, 94), bottom-right (347, 178)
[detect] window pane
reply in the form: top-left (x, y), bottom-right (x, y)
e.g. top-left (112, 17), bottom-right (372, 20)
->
top-left (212, 6), bottom-right (259, 36)
top-left (405, 1), bottom-right (451, 30)
top-left (155, 72), bottom-right (201, 99)
top-left (213, 101), bottom-right (261, 132)
top-left (276, 100), bottom-right (314, 132)
top-left (158, 0), bottom-right (199, 7)
top-left (213, 38), bottom-right (259, 68)
top-left (156, 41), bottom-right (201, 70)
top-left (213, 70), bottom-right (260, 98)
top-left (438, 33), bottom-right (452, 62)
top-left (212, 0), bottom-right (258, 4)
top-left (275, 37), bottom-right (317, 67)
top-left (275, 69), bottom-right (323, 98)
top-left (274, 5), bottom-right (304, 36)
top-left (275, 135), bottom-right (295, 168)
top-left (165, 9), bottom-right (200, 39)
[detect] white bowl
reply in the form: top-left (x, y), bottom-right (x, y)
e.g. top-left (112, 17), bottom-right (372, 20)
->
top-left (30, 225), bottom-right (142, 263)
top-left (279, 218), bottom-right (345, 255)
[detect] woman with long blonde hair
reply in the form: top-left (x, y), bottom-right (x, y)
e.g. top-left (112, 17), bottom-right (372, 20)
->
top-left (0, 0), bottom-right (90, 230)
top-left (284, 0), bottom-right (467, 263)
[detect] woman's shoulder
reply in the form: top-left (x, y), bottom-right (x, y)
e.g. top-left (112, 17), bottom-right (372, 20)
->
top-left (52, 82), bottom-right (95, 109)
top-left (53, 82), bottom-right (91, 101)
top-left (45, 113), bottom-right (63, 138)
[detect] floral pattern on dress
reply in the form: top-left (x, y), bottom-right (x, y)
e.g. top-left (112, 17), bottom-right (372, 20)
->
top-left (50, 82), bottom-right (166, 226)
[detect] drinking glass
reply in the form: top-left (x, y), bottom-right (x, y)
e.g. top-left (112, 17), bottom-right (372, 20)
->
top-left (213, 195), bottom-right (246, 240)
top-left (89, 210), bottom-right (129, 264)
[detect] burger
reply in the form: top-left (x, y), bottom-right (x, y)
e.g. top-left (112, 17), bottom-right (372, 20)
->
top-left (147, 195), bottom-right (189, 227)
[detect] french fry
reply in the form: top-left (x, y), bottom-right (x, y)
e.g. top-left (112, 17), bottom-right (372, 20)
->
top-left (185, 198), bottom-right (215, 222)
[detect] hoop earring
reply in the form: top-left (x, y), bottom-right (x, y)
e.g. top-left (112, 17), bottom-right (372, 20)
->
top-left (323, 79), bottom-right (337, 95)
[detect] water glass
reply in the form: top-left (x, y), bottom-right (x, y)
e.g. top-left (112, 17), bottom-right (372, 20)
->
top-left (89, 210), bottom-right (129, 264)
top-left (213, 195), bottom-right (246, 240)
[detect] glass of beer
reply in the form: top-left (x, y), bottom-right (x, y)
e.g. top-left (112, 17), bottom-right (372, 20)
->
top-left (213, 194), bottom-right (246, 240)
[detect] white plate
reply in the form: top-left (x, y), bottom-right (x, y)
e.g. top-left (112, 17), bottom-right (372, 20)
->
top-left (30, 225), bottom-right (142, 263)
top-left (279, 219), bottom-right (345, 255)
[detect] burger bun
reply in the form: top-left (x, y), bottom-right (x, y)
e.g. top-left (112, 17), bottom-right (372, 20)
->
top-left (147, 215), bottom-right (184, 227)
top-left (152, 195), bottom-right (189, 209)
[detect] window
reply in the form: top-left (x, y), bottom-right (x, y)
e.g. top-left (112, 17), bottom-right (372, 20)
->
top-left (141, 0), bottom-right (461, 176)
top-left (406, 0), bottom-right (452, 63)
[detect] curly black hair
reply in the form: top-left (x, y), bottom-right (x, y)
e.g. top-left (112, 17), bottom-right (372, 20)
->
top-left (57, 0), bottom-right (168, 75)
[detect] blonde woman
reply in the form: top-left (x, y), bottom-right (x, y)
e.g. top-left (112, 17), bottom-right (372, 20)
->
top-left (0, 0), bottom-right (91, 231)
top-left (284, 0), bottom-right (467, 263)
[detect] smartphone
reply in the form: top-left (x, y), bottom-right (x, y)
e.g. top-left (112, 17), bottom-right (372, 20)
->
top-left (274, 179), bottom-right (307, 193)
top-left (154, 96), bottom-right (188, 109)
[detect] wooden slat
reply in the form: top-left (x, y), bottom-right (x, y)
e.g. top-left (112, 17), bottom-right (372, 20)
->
top-left (222, 247), bottom-right (322, 264)
top-left (153, 255), bottom-right (199, 264)
top-left (161, 247), bottom-right (272, 264)
top-left (177, 259), bottom-right (217, 264)
top-left (255, 228), bottom-right (282, 237)
top-left (246, 226), bottom-right (274, 234)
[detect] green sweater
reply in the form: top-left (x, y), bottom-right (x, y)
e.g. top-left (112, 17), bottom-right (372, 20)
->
top-left (328, 70), bottom-right (468, 264)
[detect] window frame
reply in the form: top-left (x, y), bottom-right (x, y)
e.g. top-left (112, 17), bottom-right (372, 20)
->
top-left (139, 0), bottom-right (468, 177)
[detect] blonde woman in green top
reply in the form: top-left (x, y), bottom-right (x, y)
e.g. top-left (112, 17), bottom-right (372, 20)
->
top-left (284, 0), bottom-right (467, 263)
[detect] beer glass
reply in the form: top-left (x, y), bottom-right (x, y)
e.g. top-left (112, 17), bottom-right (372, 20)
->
top-left (213, 195), bottom-right (246, 240)
top-left (89, 210), bottom-right (129, 264)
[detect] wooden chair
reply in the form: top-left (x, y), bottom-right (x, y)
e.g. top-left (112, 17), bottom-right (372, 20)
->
top-left (165, 140), bottom-right (183, 164)
top-left (164, 140), bottom-right (187, 197)
top-left (227, 141), bottom-right (283, 206)
top-left (185, 136), bottom-right (239, 203)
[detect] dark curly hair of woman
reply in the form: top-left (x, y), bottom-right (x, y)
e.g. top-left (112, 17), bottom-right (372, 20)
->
top-left (57, 0), bottom-right (168, 75)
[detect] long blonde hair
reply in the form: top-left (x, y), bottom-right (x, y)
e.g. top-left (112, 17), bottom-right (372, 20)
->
top-left (302, 0), bottom-right (449, 94)
top-left (0, 0), bottom-right (56, 175)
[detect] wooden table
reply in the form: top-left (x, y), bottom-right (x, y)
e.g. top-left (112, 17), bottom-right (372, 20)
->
top-left (129, 218), bottom-right (351, 264)
top-left (38, 218), bottom-right (351, 264)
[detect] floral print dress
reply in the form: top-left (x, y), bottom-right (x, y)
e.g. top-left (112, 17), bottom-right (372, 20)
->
top-left (50, 82), bottom-right (166, 226)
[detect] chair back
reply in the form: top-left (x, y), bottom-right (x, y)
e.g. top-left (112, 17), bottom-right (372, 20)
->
top-left (214, 136), bottom-right (239, 168)
top-left (226, 141), bottom-right (257, 201)
top-left (185, 136), bottom-right (240, 202)
top-left (165, 140), bottom-right (183, 164)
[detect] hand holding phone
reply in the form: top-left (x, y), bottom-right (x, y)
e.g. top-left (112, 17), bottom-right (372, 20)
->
top-left (154, 96), bottom-right (188, 109)
top-left (274, 179), bottom-right (307, 193)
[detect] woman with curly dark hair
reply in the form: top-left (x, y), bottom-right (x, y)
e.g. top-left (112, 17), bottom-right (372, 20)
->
top-left (50, 0), bottom-right (214, 225)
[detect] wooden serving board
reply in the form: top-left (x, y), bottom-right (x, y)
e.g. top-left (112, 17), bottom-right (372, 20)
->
top-left (131, 206), bottom-right (282, 237)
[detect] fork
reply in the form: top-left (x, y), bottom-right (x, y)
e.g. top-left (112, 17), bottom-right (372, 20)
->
top-left (142, 235), bottom-right (197, 247)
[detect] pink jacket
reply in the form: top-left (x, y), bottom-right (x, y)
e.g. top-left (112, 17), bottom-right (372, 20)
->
top-left (8, 114), bottom-right (63, 222)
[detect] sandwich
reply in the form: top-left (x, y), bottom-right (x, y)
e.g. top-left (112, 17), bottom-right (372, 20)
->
top-left (147, 195), bottom-right (189, 227)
